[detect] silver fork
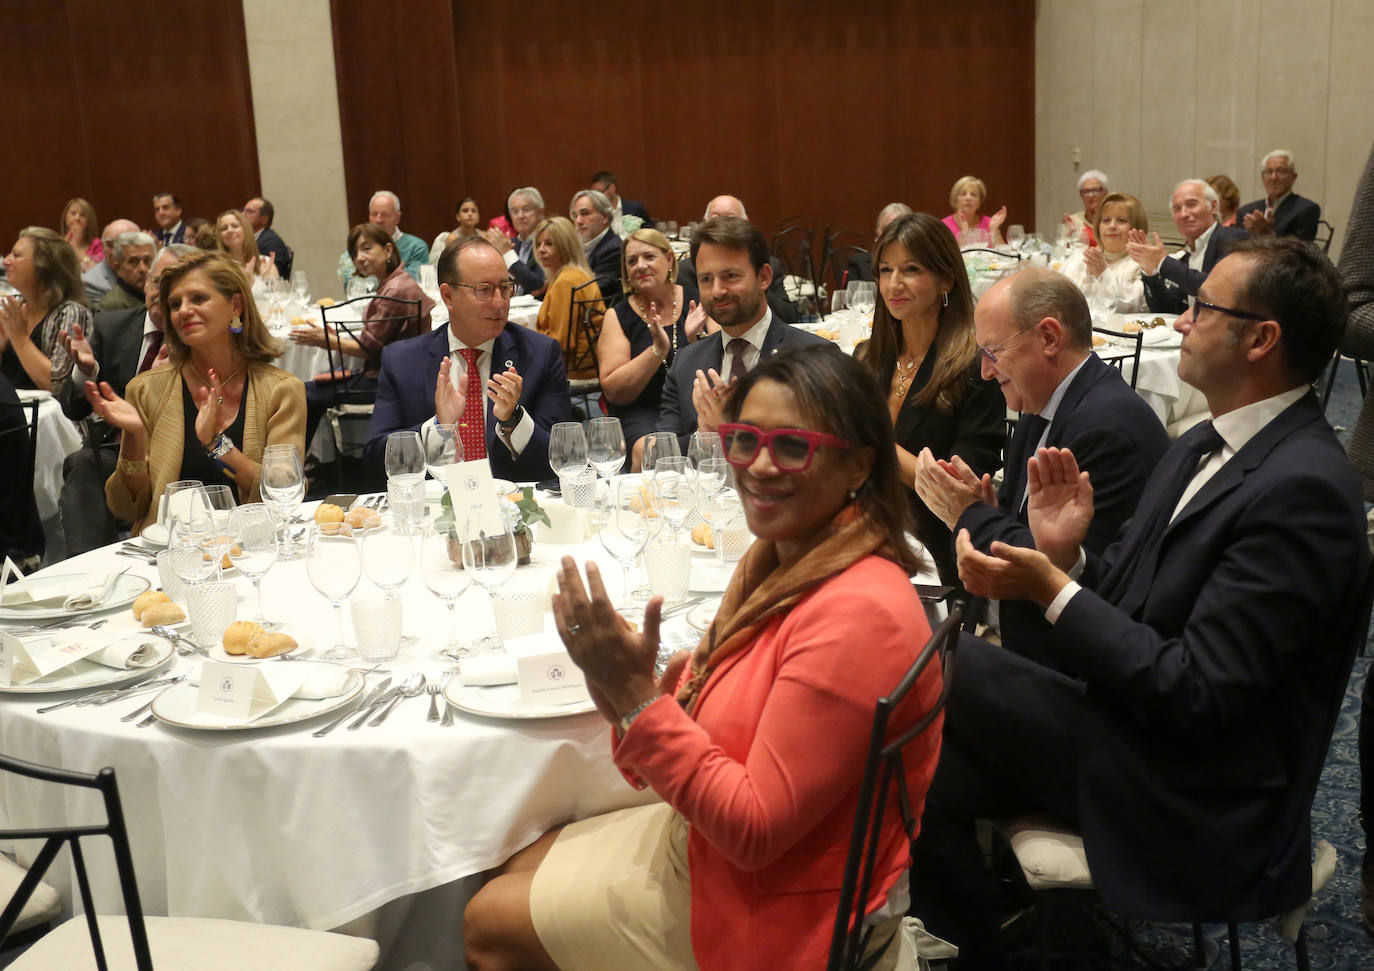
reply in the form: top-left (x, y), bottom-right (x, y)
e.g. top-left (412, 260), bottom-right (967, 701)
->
top-left (425, 681), bottom-right (443, 722)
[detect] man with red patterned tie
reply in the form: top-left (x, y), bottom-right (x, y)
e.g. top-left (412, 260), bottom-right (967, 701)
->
top-left (365, 237), bottom-right (570, 481)
top-left (56, 244), bottom-right (196, 555)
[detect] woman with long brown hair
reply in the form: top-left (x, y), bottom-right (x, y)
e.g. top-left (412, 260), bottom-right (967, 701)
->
top-left (60, 197), bottom-right (103, 270)
top-left (0, 227), bottom-right (90, 394)
top-left (861, 212), bottom-right (1004, 583)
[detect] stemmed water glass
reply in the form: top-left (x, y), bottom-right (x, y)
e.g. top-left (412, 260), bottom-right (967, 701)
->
top-left (421, 521), bottom-right (473, 661)
top-left (290, 270), bottom-right (311, 306)
top-left (307, 522), bottom-right (361, 661)
top-left (261, 444), bottom-right (305, 559)
top-left (422, 422), bottom-right (464, 494)
top-left (597, 479), bottom-right (658, 611)
top-left (640, 432), bottom-right (680, 481)
top-left (197, 484), bottom-right (237, 581)
top-left (650, 456), bottom-right (696, 542)
top-left (687, 431), bottom-right (721, 471)
top-left (167, 492), bottom-right (217, 587)
top-left (846, 280), bottom-right (876, 317)
top-left (227, 503), bottom-right (279, 629)
top-left (548, 421), bottom-right (589, 476)
top-left (461, 512), bottom-right (519, 653)
top-left (588, 417), bottom-right (626, 482)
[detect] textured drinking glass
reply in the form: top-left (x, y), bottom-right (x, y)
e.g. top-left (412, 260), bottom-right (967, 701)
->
top-left (155, 550), bottom-right (187, 604)
top-left (558, 466), bottom-right (598, 510)
top-left (350, 592), bottom-right (402, 662)
top-left (644, 537), bottom-right (692, 603)
top-left (492, 588), bottom-right (545, 641)
top-left (387, 474), bottom-right (426, 535)
top-left (306, 523), bottom-right (360, 661)
top-left (187, 580), bottom-right (237, 653)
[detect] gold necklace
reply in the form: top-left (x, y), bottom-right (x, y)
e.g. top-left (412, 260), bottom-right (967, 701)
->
top-left (634, 287), bottom-right (680, 363)
top-left (892, 356), bottom-right (919, 398)
top-left (187, 359), bottom-right (245, 393)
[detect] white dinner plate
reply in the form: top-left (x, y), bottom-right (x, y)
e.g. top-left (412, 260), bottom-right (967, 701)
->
top-left (444, 679), bottom-right (597, 720)
top-left (685, 599), bottom-right (720, 633)
top-left (140, 523), bottom-right (170, 546)
top-left (0, 573), bottom-right (152, 622)
top-left (207, 624), bottom-right (312, 663)
top-left (150, 667), bottom-right (365, 731)
top-left (0, 639), bottom-right (174, 695)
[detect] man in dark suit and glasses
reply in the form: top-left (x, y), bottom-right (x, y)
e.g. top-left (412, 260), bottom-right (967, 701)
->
top-left (914, 268), bottom-right (1168, 667)
top-left (482, 186), bottom-right (547, 297)
top-left (646, 216), bottom-right (826, 464)
top-left (909, 237), bottom-right (1369, 966)
top-left (1237, 149), bottom-right (1322, 241)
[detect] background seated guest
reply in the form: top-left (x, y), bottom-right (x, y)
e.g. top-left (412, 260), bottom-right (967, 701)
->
top-left (531, 216), bottom-right (602, 378)
top-left (1237, 149), bottom-right (1321, 241)
top-left (216, 209), bottom-right (279, 285)
top-left (915, 269), bottom-right (1168, 666)
top-left (293, 223), bottom-right (434, 450)
top-left (61, 197), bottom-right (103, 271)
top-left (860, 212), bottom-right (1004, 585)
top-left (91, 250), bottom-right (305, 536)
top-left (0, 227), bottom-right (89, 395)
top-left (0, 371), bottom-right (44, 570)
top-left (846, 201), bottom-right (912, 285)
top-left (1128, 178), bottom-right (1248, 314)
top-left (430, 196), bottom-right (482, 264)
top-left (909, 238), bottom-right (1367, 965)
top-left (364, 237), bottom-right (570, 481)
top-left (98, 231), bottom-right (157, 311)
top-left (151, 192), bottom-right (185, 246)
top-left (81, 218), bottom-right (139, 305)
top-left (943, 175), bottom-right (1007, 246)
top-left (342, 190), bottom-right (430, 284)
top-left (1063, 169), bottom-right (1108, 245)
top-left (242, 197), bottom-right (291, 278)
top-left (590, 169), bottom-right (650, 236)
top-left (1208, 173), bottom-right (1241, 226)
top-left (190, 221), bottom-right (217, 250)
top-left (598, 227), bottom-right (703, 461)
top-left (1062, 191), bottom-right (1151, 313)
top-left (464, 344), bottom-right (943, 971)
top-left (570, 189), bottom-right (623, 305)
top-left (653, 216), bottom-right (826, 458)
top-left (482, 186), bottom-right (546, 296)
top-left (675, 194), bottom-right (800, 324)
top-left (58, 245), bottom-right (194, 556)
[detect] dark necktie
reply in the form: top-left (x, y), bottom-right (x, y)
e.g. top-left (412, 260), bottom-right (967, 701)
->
top-left (728, 339), bottom-right (751, 382)
top-left (1116, 419), bottom-right (1225, 616)
top-left (138, 330), bottom-right (164, 374)
top-left (1011, 414), bottom-right (1050, 512)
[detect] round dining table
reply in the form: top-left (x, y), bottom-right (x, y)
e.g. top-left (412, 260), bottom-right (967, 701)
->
top-left (1, 483), bottom-right (930, 970)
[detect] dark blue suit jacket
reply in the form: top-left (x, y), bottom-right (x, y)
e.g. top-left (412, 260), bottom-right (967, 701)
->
top-left (1235, 192), bottom-right (1321, 242)
top-left (587, 231), bottom-right (623, 305)
top-left (256, 227), bottom-right (292, 279)
top-left (1142, 225), bottom-right (1248, 313)
top-left (656, 315), bottom-right (828, 449)
top-left (364, 323), bottom-right (571, 480)
top-left (1051, 392), bottom-right (1367, 919)
top-left (508, 236), bottom-right (545, 295)
top-left (622, 198), bottom-right (649, 222)
top-left (958, 354), bottom-right (1169, 663)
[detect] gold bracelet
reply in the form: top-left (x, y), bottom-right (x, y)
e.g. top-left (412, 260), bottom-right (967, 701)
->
top-left (116, 456), bottom-right (147, 475)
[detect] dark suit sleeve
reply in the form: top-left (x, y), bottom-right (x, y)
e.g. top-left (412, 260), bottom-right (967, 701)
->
top-left (510, 255), bottom-right (545, 295)
top-left (1154, 255), bottom-right (1208, 300)
top-left (658, 356), bottom-right (693, 450)
top-left (363, 343), bottom-right (426, 470)
top-left (951, 376), bottom-right (1006, 477)
top-left (498, 340), bottom-right (570, 480)
top-left (57, 323), bottom-right (100, 421)
top-left (1142, 269), bottom-right (1189, 314)
top-left (676, 258), bottom-right (697, 292)
top-left (1287, 199), bottom-right (1320, 242)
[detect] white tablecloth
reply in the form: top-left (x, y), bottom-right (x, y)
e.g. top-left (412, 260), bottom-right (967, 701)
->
top-left (22, 389), bottom-right (83, 522)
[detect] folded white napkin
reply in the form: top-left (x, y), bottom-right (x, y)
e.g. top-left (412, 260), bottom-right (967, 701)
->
top-left (88, 639), bottom-right (162, 670)
top-left (459, 655), bottom-right (518, 686)
top-left (187, 662), bottom-right (350, 700)
top-left (63, 571), bottom-right (127, 610)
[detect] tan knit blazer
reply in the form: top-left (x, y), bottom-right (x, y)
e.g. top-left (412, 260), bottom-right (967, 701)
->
top-left (105, 361), bottom-right (306, 535)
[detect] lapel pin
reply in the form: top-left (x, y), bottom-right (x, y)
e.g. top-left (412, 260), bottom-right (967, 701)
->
top-left (504, 359), bottom-right (515, 370)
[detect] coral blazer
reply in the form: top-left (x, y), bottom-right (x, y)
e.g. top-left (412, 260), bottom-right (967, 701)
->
top-left (614, 555), bottom-right (942, 970)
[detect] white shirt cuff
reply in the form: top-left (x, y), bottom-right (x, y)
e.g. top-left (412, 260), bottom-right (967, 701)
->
top-left (1066, 548), bottom-right (1086, 580)
top-left (501, 249), bottom-right (518, 268)
top-left (500, 410), bottom-right (534, 457)
top-left (1044, 581), bottom-right (1081, 623)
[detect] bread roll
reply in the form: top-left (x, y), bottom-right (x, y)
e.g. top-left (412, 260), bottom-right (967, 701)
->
top-left (344, 506), bottom-right (381, 530)
top-left (315, 503), bottom-right (345, 525)
top-left (691, 522), bottom-right (714, 549)
top-left (245, 631), bottom-right (297, 659)
top-left (141, 602), bottom-right (186, 628)
top-left (132, 590), bottom-right (170, 620)
top-left (222, 620), bottom-right (265, 655)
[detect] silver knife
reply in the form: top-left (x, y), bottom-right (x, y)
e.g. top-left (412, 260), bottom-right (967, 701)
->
top-left (84, 674), bottom-right (183, 706)
top-left (348, 684), bottom-right (399, 731)
top-left (316, 677), bottom-right (391, 737)
top-left (35, 672), bottom-right (160, 714)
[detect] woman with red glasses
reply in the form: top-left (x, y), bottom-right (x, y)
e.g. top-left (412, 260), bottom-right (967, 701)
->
top-left (464, 343), bottom-right (943, 971)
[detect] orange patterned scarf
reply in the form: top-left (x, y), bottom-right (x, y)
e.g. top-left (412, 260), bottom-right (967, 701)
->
top-left (676, 504), bottom-right (896, 715)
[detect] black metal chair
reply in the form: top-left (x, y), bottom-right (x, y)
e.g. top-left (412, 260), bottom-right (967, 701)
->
top-left (828, 606), bottom-right (963, 970)
top-left (820, 227), bottom-right (869, 292)
top-left (0, 398), bottom-right (39, 479)
top-left (772, 225), bottom-right (821, 318)
top-left (565, 280), bottom-right (605, 416)
top-left (0, 398), bottom-right (43, 564)
top-left (0, 754), bottom-right (379, 969)
top-left (1314, 220), bottom-right (1334, 255)
top-left (1090, 326), bottom-right (1144, 390)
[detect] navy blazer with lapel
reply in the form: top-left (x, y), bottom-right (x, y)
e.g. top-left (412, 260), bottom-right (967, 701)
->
top-left (508, 237), bottom-right (545, 295)
top-left (1047, 392), bottom-right (1367, 919)
top-left (586, 231), bottom-right (623, 305)
top-left (958, 354), bottom-right (1169, 663)
top-left (1235, 192), bottom-right (1321, 242)
top-left (1142, 225), bottom-right (1249, 313)
top-left (255, 227), bottom-right (292, 279)
top-left (656, 315), bottom-right (828, 448)
top-left (364, 323), bottom-right (571, 481)
top-left (622, 199), bottom-right (649, 222)
top-left (57, 308), bottom-right (148, 439)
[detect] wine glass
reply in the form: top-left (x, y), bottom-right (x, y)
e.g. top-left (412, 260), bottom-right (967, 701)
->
top-left (421, 521), bottom-right (473, 661)
top-left (363, 523), bottom-right (415, 597)
top-left (650, 456), bottom-right (696, 542)
top-left (640, 432), bottom-right (681, 482)
top-left (597, 479), bottom-right (657, 611)
top-left (386, 430), bottom-right (426, 534)
top-left (167, 493), bottom-right (217, 587)
top-left (197, 484), bottom-right (237, 581)
top-left (306, 523), bottom-right (360, 661)
top-left (702, 484), bottom-right (749, 567)
top-left (687, 431), bottom-right (721, 471)
top-left (290, 270), bottom-right (310, 306)
top-left (461, 512), bottom-right (519, 653)
top-left (588, 416), bottom-right (626, 482)
top-left (846, 281), bottom-right (876, 317)
top-left (696, 456), bottom-right (731, 502)
top-left (161, 479), bottom-right (203, 530)
top-left (422, 422), bottom-right (464, 493)
top-left (1007, 225), bottom-right (1025, 250)
top-left (227, 503), bottom-right (279, 629)
top-left (261, 444), bottom-right (305, 559)
top-left (548, 421), bottom-right (589, 476)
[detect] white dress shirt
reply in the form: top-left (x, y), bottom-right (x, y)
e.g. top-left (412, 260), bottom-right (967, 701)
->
top-left (720, 308), bottom-right (773, 385)
top-left (419, 329), bottom-right (535, 458)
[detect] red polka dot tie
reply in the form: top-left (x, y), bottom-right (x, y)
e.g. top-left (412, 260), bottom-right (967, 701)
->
top-left (458, 347), bottom-right (486, 461)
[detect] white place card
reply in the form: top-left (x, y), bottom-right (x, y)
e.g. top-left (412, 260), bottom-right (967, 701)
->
top-left (0, 630), bottom-right (110, 685)
top-left (0, 557), bottom-right (28, 605)
top-left (194, 660), bottom-right (310, 722)
top-left (516, 650), bottom-right (590, 708)
top-left (444, 460), bottom-right (505, 534)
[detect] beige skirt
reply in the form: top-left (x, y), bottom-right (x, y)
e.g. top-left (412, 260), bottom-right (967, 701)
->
top-left (530, 802), bottom-right (697, 970)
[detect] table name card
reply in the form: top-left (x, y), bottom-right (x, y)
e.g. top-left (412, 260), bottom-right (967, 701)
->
top-left (516, 650), bottom-right (590, 708)
top-left (0, 630), bottom-right (110, 685)
top-left (195, 660), bottom-right (309, 722)
top-left (444, 460), bottom-right (505, 534)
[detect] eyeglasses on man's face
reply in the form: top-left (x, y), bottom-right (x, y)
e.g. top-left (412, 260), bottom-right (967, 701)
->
top-left (718, 423), bottom-right (853, 473)
top-left (453, 280), bottom-right (517, 301)
top-left (977, 326), bottom-right (1034, 366)
top-left (1192, 298), bottom-right (1267, 323)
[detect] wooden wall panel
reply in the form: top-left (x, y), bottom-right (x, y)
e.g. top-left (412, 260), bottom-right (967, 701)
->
top-left (331, 0), bottom-right (1034, 248)
top-left (0, 1), bottom-right (259, 245)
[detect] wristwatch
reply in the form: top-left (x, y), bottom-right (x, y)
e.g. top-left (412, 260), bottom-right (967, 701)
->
top-left (618, 697), bottom-right (657, 734)
top-left (497, 405), bottom-right (525, 430)
top-left (205, 433), bottom-right (234, 460)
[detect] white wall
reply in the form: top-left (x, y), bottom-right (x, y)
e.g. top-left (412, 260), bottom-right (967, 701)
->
top-left (1036, 0), bottom-right (1374, 256)
top-left (241, 0), bottom-right (350, 299)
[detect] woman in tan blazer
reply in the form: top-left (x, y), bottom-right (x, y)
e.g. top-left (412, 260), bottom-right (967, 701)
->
top-left (84, 250), bottom-right (305, 535)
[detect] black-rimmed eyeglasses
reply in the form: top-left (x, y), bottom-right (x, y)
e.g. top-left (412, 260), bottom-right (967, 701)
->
top-left (1193, 298), bottom-right (1267, 323)
top-left (977, 327), bottom-right (1034, 366)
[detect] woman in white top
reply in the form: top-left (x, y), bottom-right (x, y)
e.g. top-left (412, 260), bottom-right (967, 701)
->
top-left (1062, 192), bottom-right (1149, 314)
top-left (430, 196), bottom-right (482, 263)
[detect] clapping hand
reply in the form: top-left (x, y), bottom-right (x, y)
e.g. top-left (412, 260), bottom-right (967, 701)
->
top-left (191, 367), bottom-right (236, 447)
top-left (684, 299), bottom-right (711, 340)
top-left (1242, 209), bottom-right (1274, 235)
top-left (1026, 447), bottom-right (1093, 571)
top-left (487, 366), bottom-right (523, 423)
top-left (692, 368), bottom-right (732, 434)
top-left (83, 381), bottom-right (144, 435)
top-left (914, 448), bottom-right (993, 530)
top-left (481, 227), bottom-right (513, 255)
top-left (434, 355), bottom-right (468, 425)
top-left (0, 296), bottom-right (28, 345)
top-left (1082, 245), bottom-right (1107, 278)
top-left (288, 322), bottom-right (329, 348)
top-left (955, 529), bottom-right (1068, 606)
top-left (647, 301), bottom-right (671, 360)
top-left (1125, 229), bottom-right (1167, 275)
top-left (60, 321), bottom-right (97, 375)
top-left (989, 205), bottom-right (1008, 235)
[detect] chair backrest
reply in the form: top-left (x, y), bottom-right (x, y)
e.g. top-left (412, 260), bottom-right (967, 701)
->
top-left (828, 606), bottom-right (963, 971)
top-left (566, 279), bottom-right (605, 377)
top-left (0, 399), bottom-right (39, 482)
top-left (0, 756), bottom-right (153, 969)
top-left (771, 225), bottom-right (817, 285)
top-left (821, 227), bottom-right (868, 290)
top-left (1315, 219), bottom-right (1334, 255)
top-left (1090, 326), bottom-right (1144, 389)
top-left (320, 293), bottom-right (421, 408)
top-left (831, 246), bottom-right (872, 290)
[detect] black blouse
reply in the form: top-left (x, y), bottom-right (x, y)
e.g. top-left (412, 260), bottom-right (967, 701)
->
top-left (178, 377), bottom-right (249, 491)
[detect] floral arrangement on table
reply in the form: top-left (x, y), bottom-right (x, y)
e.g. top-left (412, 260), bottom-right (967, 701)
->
top-left (437, 486), bottom-right (550, 565)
